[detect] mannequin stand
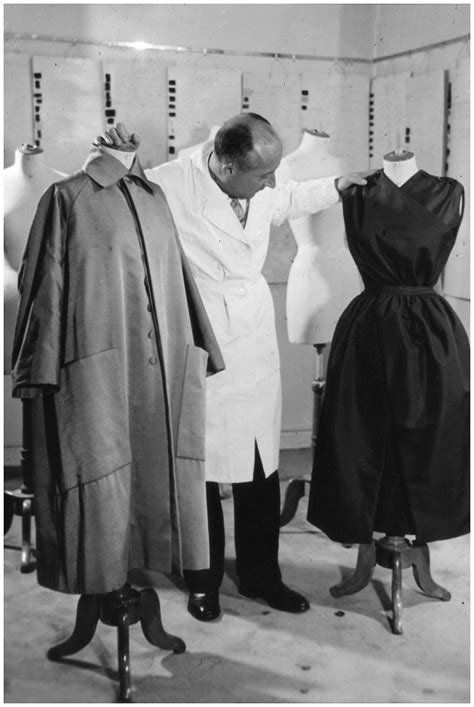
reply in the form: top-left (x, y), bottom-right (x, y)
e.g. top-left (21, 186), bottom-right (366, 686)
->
top-left (4, 399), bottom-right (36, 572)
top-left (280, 344), bottom-right (325, 527)
top-left (330, 536), bottom-right (451, 634)
top-left (48, 582), bottom-right (186, 703)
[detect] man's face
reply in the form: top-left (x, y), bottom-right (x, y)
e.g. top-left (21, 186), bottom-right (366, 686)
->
top-left (224, 139), bottom-right (283, 200)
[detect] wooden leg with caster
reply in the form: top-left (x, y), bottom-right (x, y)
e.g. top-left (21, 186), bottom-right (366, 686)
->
top-left (48, 583), bottom-right (186, 702)
top-left (411, 543), bottom-right (451, 601)
top-left (330, 542), bottom-right (376, 597)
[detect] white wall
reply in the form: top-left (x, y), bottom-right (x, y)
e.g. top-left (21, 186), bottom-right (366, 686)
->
top-left (5, 4), bottom-right (375, 59)
top-left (372, 3), bottom-right (469, 59)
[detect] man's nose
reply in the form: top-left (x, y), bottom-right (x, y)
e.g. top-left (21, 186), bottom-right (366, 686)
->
top-left (264, 173), bottom-right (276, 189)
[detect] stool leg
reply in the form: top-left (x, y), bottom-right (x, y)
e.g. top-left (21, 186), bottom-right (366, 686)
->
top-left (48, 595), bottom-right (100, 660)
top-left (117, 610), bottom-right (133, 703)
top-left (139, 588), bottom-right (186, 654)
top-left (20, 498), bottom-right (35, 573)
top-left (4, 493), bottom-right (14, 535)
top-left (279, 479), bottom-right (308, 527)
top-left (411, 544), bottom-right (451, 601)
top-left (391, 553), bottom-right (403, 635)
top-left (330, 542), bottom-right (376, 597)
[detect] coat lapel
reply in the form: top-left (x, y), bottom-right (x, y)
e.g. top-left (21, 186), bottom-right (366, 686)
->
top-left (192, 142), bottom-right (251, 245)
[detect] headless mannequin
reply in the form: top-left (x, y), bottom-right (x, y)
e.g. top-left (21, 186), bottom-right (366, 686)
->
top-left (333, 147), bottom-right (419, 593)
top-left (330, 147), bottom-right (451, 632)
top-left (178, 125), bottom-right (221, 159)
top-left (279, 129), bottom-right (362, 344)
top-left (4, 144), bottom-right (63, 373)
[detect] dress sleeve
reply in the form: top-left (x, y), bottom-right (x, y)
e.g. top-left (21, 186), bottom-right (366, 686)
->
top-left (11, 184), bottom-right (68, 398)
top-left (270, 176), bottom-right (341, 226)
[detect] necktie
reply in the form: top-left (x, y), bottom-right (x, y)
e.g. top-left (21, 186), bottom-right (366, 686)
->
top-left (229, 198), bottom-right (248, 228)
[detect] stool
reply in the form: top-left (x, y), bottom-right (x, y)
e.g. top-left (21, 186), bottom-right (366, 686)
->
top-left (47, 582), bottom-right (186, 702)
top-left (4, 399), bottom-right (36, 573)
top-left (330, 536), bottom-right (451, 634)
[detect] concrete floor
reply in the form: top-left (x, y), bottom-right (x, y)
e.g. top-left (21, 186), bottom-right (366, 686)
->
top-left (4, 449), bottom-right (470, 703)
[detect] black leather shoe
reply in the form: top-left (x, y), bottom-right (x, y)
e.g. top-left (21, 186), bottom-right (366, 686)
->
top-left (187, 592), bottom-right (221, 622)
top-left (239, 581), bottom-right (310, 613)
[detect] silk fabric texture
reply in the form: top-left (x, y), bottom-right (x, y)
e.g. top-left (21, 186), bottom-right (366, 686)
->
top-left (307, 170), bottom-right (469, 544)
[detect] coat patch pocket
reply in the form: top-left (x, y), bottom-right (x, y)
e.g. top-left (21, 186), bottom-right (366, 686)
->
top-left (176, 344), bottom-right (208, 461)
top-left (54, 348), bottom-right (132, 490)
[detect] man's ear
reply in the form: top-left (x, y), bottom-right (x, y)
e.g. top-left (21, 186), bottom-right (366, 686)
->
top-left (221, 162), bottom-right (234, 180)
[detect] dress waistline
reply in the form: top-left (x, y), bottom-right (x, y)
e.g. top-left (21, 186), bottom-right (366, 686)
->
top-left (363, 286), bottom-right (436, 296)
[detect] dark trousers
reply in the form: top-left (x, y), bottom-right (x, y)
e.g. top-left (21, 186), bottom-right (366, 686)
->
top-left (184, 446), bottom-right (282, 594)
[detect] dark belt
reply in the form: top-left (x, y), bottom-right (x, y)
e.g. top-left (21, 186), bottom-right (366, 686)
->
top-left (363, 286), bottom-right (436, 296)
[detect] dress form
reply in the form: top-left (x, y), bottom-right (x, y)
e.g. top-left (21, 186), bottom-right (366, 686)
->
top-left (383, 149), bottom-right (418, 186)
top-left (178, 125), bottom-right (220, 159)
top-left (280, 129), bottom-right (362, 345)
top-left (4, 144), bottom-right (63, 373)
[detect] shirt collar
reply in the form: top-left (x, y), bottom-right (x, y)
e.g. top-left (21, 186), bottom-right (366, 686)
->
top-left (82, 146), bottom-right (154, 193)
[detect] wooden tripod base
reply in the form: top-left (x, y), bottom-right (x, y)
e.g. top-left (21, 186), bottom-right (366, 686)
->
top-left (330, 536), bottom-right (451, 635)
top-left (47, 583), bottom-right (186, 702)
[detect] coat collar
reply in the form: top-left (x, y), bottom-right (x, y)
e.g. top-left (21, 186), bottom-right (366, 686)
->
top-left (83, 147), bottom-right (154, 193)
top-left (191, 141), bottom-right (250, 245)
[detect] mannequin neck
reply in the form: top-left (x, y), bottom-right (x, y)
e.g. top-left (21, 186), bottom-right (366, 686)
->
top-left (296, 129), bottom-right (331, 156)
top-left (383, 150), bottom-right (418, 186)
top-left (13, 145), bottom-right (50, 180)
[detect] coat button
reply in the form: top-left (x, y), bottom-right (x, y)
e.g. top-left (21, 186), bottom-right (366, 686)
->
top-left (147, 304), bottom-right (151, 312)
top-left (149, 355), bottom-right (158, 365)
top-left (148, 329), bottom-right (155, 339)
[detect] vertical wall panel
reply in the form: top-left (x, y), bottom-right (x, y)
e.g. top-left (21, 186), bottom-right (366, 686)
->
top-left (32, 56), bottom-right (104, 174)
top-left (4, 54), bottom-right (33, 166)
top-left (102, 56), bottom-right (168, 169)
top-left (444, 59), bottom-right (470, 308)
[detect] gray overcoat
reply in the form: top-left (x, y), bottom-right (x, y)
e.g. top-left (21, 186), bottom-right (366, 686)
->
top-left (11, 149), bottom-right (224, 595)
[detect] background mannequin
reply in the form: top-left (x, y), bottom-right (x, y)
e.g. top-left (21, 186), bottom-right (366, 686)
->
top-left (4, 144), bottom-right (63, 453)
top-left (278, 129), bottom-right (362, 345)
top-left (4, 144), bottom-right (64, 373)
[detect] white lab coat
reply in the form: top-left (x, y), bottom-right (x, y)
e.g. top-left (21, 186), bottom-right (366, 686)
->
top-left (146, 141), bottom-right (339, 483)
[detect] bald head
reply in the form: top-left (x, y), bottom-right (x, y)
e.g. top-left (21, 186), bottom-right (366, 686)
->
top-left (214, 113), bottom-right (281, 172)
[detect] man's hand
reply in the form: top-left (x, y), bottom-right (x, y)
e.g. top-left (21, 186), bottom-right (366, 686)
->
top-left (95, 123), bottom-right (141, 152)
top-left (336, 170), bottom-right (377, 193)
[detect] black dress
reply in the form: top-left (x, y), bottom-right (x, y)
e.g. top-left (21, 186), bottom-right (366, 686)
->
top-left (307, 170), bottom-right (470, 545)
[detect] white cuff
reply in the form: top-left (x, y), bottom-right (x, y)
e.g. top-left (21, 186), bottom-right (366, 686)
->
top-left (100, 144), bottom-right (137, 169)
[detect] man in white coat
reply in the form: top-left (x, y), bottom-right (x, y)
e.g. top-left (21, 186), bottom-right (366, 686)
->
top-left (98, 115), bottom-right (367, 621)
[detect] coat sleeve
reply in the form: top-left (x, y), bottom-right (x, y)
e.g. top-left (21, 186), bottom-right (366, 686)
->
top-left (11, 184), bottom-right (67, 398)
top-left (270, 176), bottom-right (341, 227)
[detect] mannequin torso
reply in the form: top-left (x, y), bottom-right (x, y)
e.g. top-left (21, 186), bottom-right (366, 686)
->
top-left (4, 144), bottom-right (63, 372)
top-left (279, 130), bottom-right (362, 344)
top-left (5, 145), bottom-right (64, 270)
